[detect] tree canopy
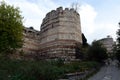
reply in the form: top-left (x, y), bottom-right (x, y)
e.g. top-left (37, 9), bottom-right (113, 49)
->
top-left (82, 33), bottom-right (89, 46)
top-left (0, 1), bottom-right (24, 55)
top-left (116, 22), bottom-right (120, 62)
top-left (87, 40), bottom-right (108, 63)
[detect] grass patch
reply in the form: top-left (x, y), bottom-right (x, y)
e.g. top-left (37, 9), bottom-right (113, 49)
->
top-left (0, 58), bottom-right (100, 80)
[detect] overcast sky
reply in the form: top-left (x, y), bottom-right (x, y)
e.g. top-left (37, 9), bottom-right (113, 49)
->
top-left (1, 0), bottom-right (120, 43)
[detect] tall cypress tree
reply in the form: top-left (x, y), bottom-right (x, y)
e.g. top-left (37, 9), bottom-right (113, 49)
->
top-left (116, 22), bottom-right (120, 62)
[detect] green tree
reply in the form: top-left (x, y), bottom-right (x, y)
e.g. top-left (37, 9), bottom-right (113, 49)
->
top-left (87, 40), bottom-right (108, 63)
top-left (116, 22), bottom-right (120, 62)
top-left (82, 33), bottom-right (87, 46)
top-left (112, 43), bottom-right (117, 59)
top-left (75, 33), bottom-right (89, 60)
top-left (0, 1), bottom-right (23, 55)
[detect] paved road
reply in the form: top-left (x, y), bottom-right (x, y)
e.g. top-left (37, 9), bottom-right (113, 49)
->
top-left (88, 60), bottom-right (120, 80)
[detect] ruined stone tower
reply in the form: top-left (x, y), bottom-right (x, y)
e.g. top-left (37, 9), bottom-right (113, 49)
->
top-left (38, 7), bottom-right (82, 60)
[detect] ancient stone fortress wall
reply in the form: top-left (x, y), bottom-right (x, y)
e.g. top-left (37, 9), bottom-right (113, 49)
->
top-left (39, 7), bottom-right (82, 60)
top-left (22, 27), bottom-right (40, 57)
top-left (98, 37), bottom-right (114, 53)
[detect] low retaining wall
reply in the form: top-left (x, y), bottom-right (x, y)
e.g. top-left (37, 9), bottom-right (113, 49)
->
top-left (59, 69), bottom-right (96, 80)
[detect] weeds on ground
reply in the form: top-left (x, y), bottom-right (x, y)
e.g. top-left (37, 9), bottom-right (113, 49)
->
top-left (0, 57), bottom-right (100, 80)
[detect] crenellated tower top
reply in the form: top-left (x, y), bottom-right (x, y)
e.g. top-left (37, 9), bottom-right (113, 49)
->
top-left (40, 7), bottom-right (80, 31)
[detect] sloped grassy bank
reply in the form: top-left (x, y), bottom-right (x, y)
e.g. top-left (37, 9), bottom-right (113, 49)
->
top-left (0, 58), bottom-right (101, 80)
